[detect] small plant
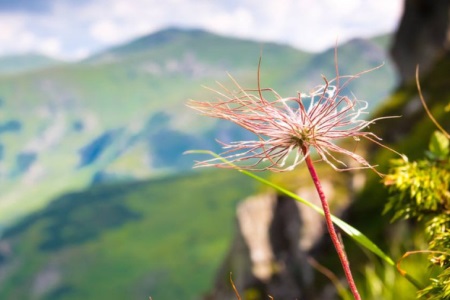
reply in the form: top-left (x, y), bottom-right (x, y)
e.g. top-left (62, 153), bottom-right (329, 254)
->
top-left (188, 53), bottom-right (404, 299)
top-left (384, 130), bottom-right (450, 299)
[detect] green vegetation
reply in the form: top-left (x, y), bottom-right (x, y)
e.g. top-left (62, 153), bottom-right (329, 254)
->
top-left (384, 131), bottom-right (450, 299)
top-left (242, 53), bottom-right (450, 300)
top-left (343, 54), bottom-right (450, 299)
top-left (0, 169), bottom-right (259, 299)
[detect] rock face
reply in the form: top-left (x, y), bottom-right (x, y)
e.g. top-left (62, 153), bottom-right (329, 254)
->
top-left (205, 183), bottom-right (342, 300)
top-left (391, 0), bottom-right (450, 82)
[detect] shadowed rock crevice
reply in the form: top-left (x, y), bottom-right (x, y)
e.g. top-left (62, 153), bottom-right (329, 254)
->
top-left (206, 192), bottom-right (327, 300)
top-left (391, 0), bottom-right (450, 82)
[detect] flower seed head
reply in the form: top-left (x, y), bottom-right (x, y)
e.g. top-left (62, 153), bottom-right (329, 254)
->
top-left (188, 58), bottom-right (401, 175)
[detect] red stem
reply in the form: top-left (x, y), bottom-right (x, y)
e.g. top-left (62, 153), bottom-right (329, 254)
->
top-left (302, 146), bottom-right (361, 300)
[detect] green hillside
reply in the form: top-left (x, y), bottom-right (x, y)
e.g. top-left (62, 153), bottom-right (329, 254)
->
top-left (0, 28), bottom-right (395, 226)
top-left (0, 28), bottom-right (309, 226)
top-left (0, 169), bottom-right (259, 299)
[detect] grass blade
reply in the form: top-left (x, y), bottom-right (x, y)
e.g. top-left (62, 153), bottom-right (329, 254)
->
top-left (186, 149), bottom-right (394, 265)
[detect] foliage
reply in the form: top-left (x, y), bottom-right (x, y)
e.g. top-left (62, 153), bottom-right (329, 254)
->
top-left (384, 130), bottom-right (450, 299)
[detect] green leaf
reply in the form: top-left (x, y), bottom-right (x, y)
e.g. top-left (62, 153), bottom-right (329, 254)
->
top-left (429, 131), bottom-right (449, 159)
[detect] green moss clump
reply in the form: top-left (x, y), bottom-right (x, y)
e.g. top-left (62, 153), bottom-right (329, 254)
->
top-left (384, 130), bottom-right (450, 299)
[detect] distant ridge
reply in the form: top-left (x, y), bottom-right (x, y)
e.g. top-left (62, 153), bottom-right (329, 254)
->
top-left (86, 27), bottom-right (215, 62)
top-left (85, 27), bottom-right (303, 64)
top-left (109, 27), bottom-right (211, 53)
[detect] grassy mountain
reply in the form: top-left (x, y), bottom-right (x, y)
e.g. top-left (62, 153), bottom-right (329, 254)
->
top-left (0, 169), bottom-right (260, 299)
top-left (0, 27), bottom-right (396, 226)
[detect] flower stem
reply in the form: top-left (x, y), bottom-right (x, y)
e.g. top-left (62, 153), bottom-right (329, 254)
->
top-left (302, 146), bottom-right (361, 300)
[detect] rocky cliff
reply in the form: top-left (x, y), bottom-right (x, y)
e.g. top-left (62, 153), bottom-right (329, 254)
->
top-left (391, 0), bottom-right (450, 83)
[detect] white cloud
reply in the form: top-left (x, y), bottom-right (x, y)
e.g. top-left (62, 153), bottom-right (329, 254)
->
top-left (201, 7), bottom-right (255, 36)
top-left (0, 0), bottom-right (404, 59)
top-left (90, 19), bottom-right (123, 43)
top-left (38, 37), bottom-right (62, 57)
top-left (0, 14), bottom-right (34, 55)
top-left (0, 13), bottom-right (63, 57)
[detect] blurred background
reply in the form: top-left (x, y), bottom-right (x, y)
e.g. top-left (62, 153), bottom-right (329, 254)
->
top-left (0, 0), bottom-right (448, 299)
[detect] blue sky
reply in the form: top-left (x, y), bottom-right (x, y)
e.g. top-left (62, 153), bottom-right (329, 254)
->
top-left (0, 0), bottom-right (403, 60)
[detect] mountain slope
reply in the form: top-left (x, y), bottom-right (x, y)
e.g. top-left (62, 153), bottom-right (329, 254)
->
top-left (0, 54), bottom-right (63, 75)
top-left (0, 28), bottom-right (396, 226)
top-left (0, 169), bottom-right (259, 299)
